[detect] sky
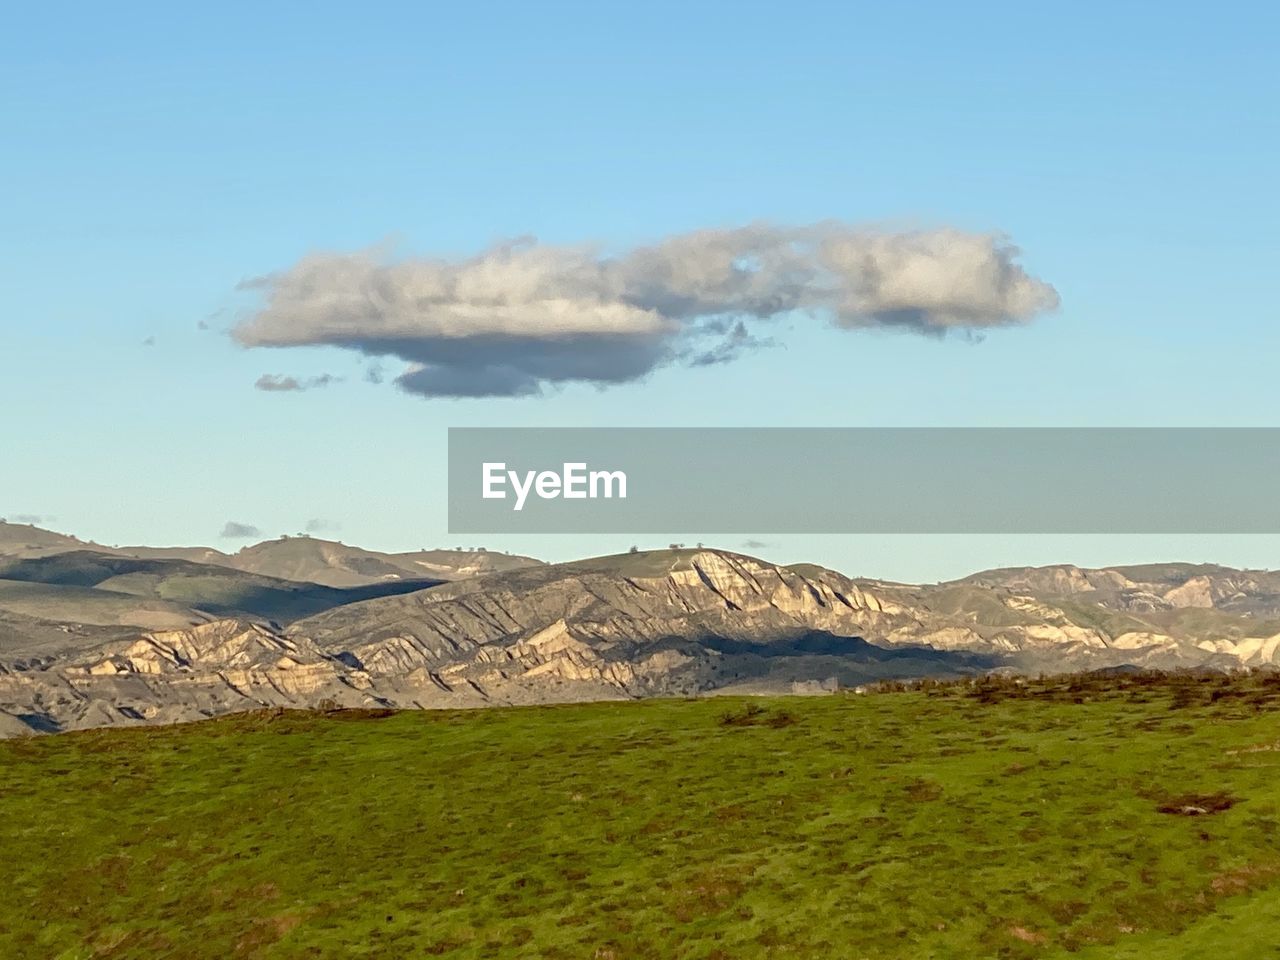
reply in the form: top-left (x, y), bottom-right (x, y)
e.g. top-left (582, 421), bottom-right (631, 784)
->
top-left (2, 1), bottom-right (1278, 582)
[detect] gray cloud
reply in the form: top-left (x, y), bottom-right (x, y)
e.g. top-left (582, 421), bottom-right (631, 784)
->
top-left (254, 373), bottom-right (342, 392)
top-left (233, 222), bottom-right (1059, 399)
top-left (304, 518), bottom-right (338, 533)
top-left (687, 320), bottom-right (773, 367)
top-left (220, 521), bottom-right (261, 539)
top-left (741, 539), bottom-right (771, 551)
top-left (8, 514), bottom-right (52, 525)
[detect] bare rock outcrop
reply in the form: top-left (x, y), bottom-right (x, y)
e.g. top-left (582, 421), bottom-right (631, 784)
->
top-left (4, 548), bottom-right (1279, 735)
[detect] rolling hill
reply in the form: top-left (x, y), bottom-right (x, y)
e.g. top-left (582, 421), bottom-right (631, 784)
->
top-left (0, 551), bottom-right (441, 625)
top-left (222, 535), bottom-right (541, 587)
top-left (5, 678), bottom-right (1280, 958)
top-left (0, 521), bottom-right (543, 587)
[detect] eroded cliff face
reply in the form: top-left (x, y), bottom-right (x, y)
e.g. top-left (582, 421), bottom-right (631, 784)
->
top-left (0, 620), bottom-right (370, 734)
top-left (299, 551), bottom-right (900, 660)
top-left (2, 550), bottom-right (1277, 735)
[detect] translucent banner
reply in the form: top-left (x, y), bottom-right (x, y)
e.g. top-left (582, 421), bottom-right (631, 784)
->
top-left (448, 428), bottom-right (1280, 534)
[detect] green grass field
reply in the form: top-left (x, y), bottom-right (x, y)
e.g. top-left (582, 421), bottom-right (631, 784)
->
top-left (4, 675), bottom-right (1280, 959)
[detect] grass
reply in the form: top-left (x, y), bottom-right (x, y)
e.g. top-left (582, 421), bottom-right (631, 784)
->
top-left (3, 674), bottom-right (1280, 958)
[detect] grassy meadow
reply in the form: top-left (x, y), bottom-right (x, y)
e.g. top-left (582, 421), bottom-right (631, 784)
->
top-left (4, 673), bottom-right (1280, 958)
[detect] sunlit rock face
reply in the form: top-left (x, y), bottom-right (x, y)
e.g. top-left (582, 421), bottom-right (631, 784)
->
top-left (3, 549), bottom-right (1279, 735)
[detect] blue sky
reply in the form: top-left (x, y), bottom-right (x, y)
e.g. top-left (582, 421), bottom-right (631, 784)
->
top-left (3, 1), bottom-right (1277, 581)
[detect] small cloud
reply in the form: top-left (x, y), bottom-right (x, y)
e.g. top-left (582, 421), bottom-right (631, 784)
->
top-left (304, 518), bottom-right (338, 533)
top-left (220, 521), bottom-right (261, 539)
top-left (199, 307), bottom-right (228, 332)
top-left (741, 539), bottom-right (771, 551)
top-left (142, 336), bottom-right (156, 347)
top-left (688, 320), bottom-right (773, 367)
top-left (256, 374), bottom-right (301, 392)
top-left (364, 362), bottom-right (385, 385)
top-left (255, 373), bottom-right (342, 392)
top-left (8, 513), bottom-right (52, 525)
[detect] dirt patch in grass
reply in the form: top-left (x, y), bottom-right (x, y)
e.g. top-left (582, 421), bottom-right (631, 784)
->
top-left (904, 778), bottom-right (944, 802)
top-left (670, 868), bottom-right (750, 922)
top-left (719, 703), bottom-right (798, 728)
top-left (1007, 924), bottom-right (1047, 944)
top-left (713, 803), bottom-right (751, 822)
top-left (234, 912), bottom-right (303, 956)
top-left (1156, 792), bottom-right (1240, 816)
top-left (322, 707), bottom-right (399, 721)
top-left (1209, 861), bottom-right (1280, 896)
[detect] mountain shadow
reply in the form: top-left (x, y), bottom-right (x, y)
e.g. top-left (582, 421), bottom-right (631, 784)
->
top-left (0, 551), bottom-right (444, 623)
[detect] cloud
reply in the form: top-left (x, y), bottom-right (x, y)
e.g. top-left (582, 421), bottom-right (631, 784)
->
top-left (304, 518), bottom-right (338, 533)
top-left (142, 336), bottom-right (156, 347)
top-left (741, 539), bottom-right (771, 551)
top-left (220, 521), bottom-right (261, 539)
top-left (7, 514), bottom-right (52, 525)
top-left (687, 320), bottom-right (773, 367)
top-left (254, 373), bottom-right (342, 392)
top-left (233, 222), bottom-right (1059, 399)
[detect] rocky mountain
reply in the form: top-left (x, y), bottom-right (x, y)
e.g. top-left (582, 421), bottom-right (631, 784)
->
top-left (957, 562), bottom-right (1280, 619)
top-left (2, 538), bottom-right (1279, 736)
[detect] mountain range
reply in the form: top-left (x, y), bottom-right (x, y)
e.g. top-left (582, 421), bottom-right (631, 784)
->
top-left (1, 520), bottom-right (1278, 736)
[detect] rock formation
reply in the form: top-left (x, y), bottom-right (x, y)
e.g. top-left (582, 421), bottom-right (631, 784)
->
top-left (2, 535), bottom-right (1278, 736)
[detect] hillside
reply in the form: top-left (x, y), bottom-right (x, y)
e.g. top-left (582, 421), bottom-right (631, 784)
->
top-left (291, 548), bottom-right (1280, 681)
top-left (0, 522), bottom-right (543, 587)
top-left (0, 608), bottom-right (133, 660)
top-left (3, 528), bottom-right (1280, 735)
top-left (0, 551), bottom-right (441, 645)
top-left (0, 520), bottom-right (104, 558)
top-left (224, 536), bottom-right (541, 587)
top-left (0, 579), bottom-right (210, 633)
top-left (4, 676), bottom-right (1280, 958)
top-left (958, 563), bottom-right (1280, 619)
